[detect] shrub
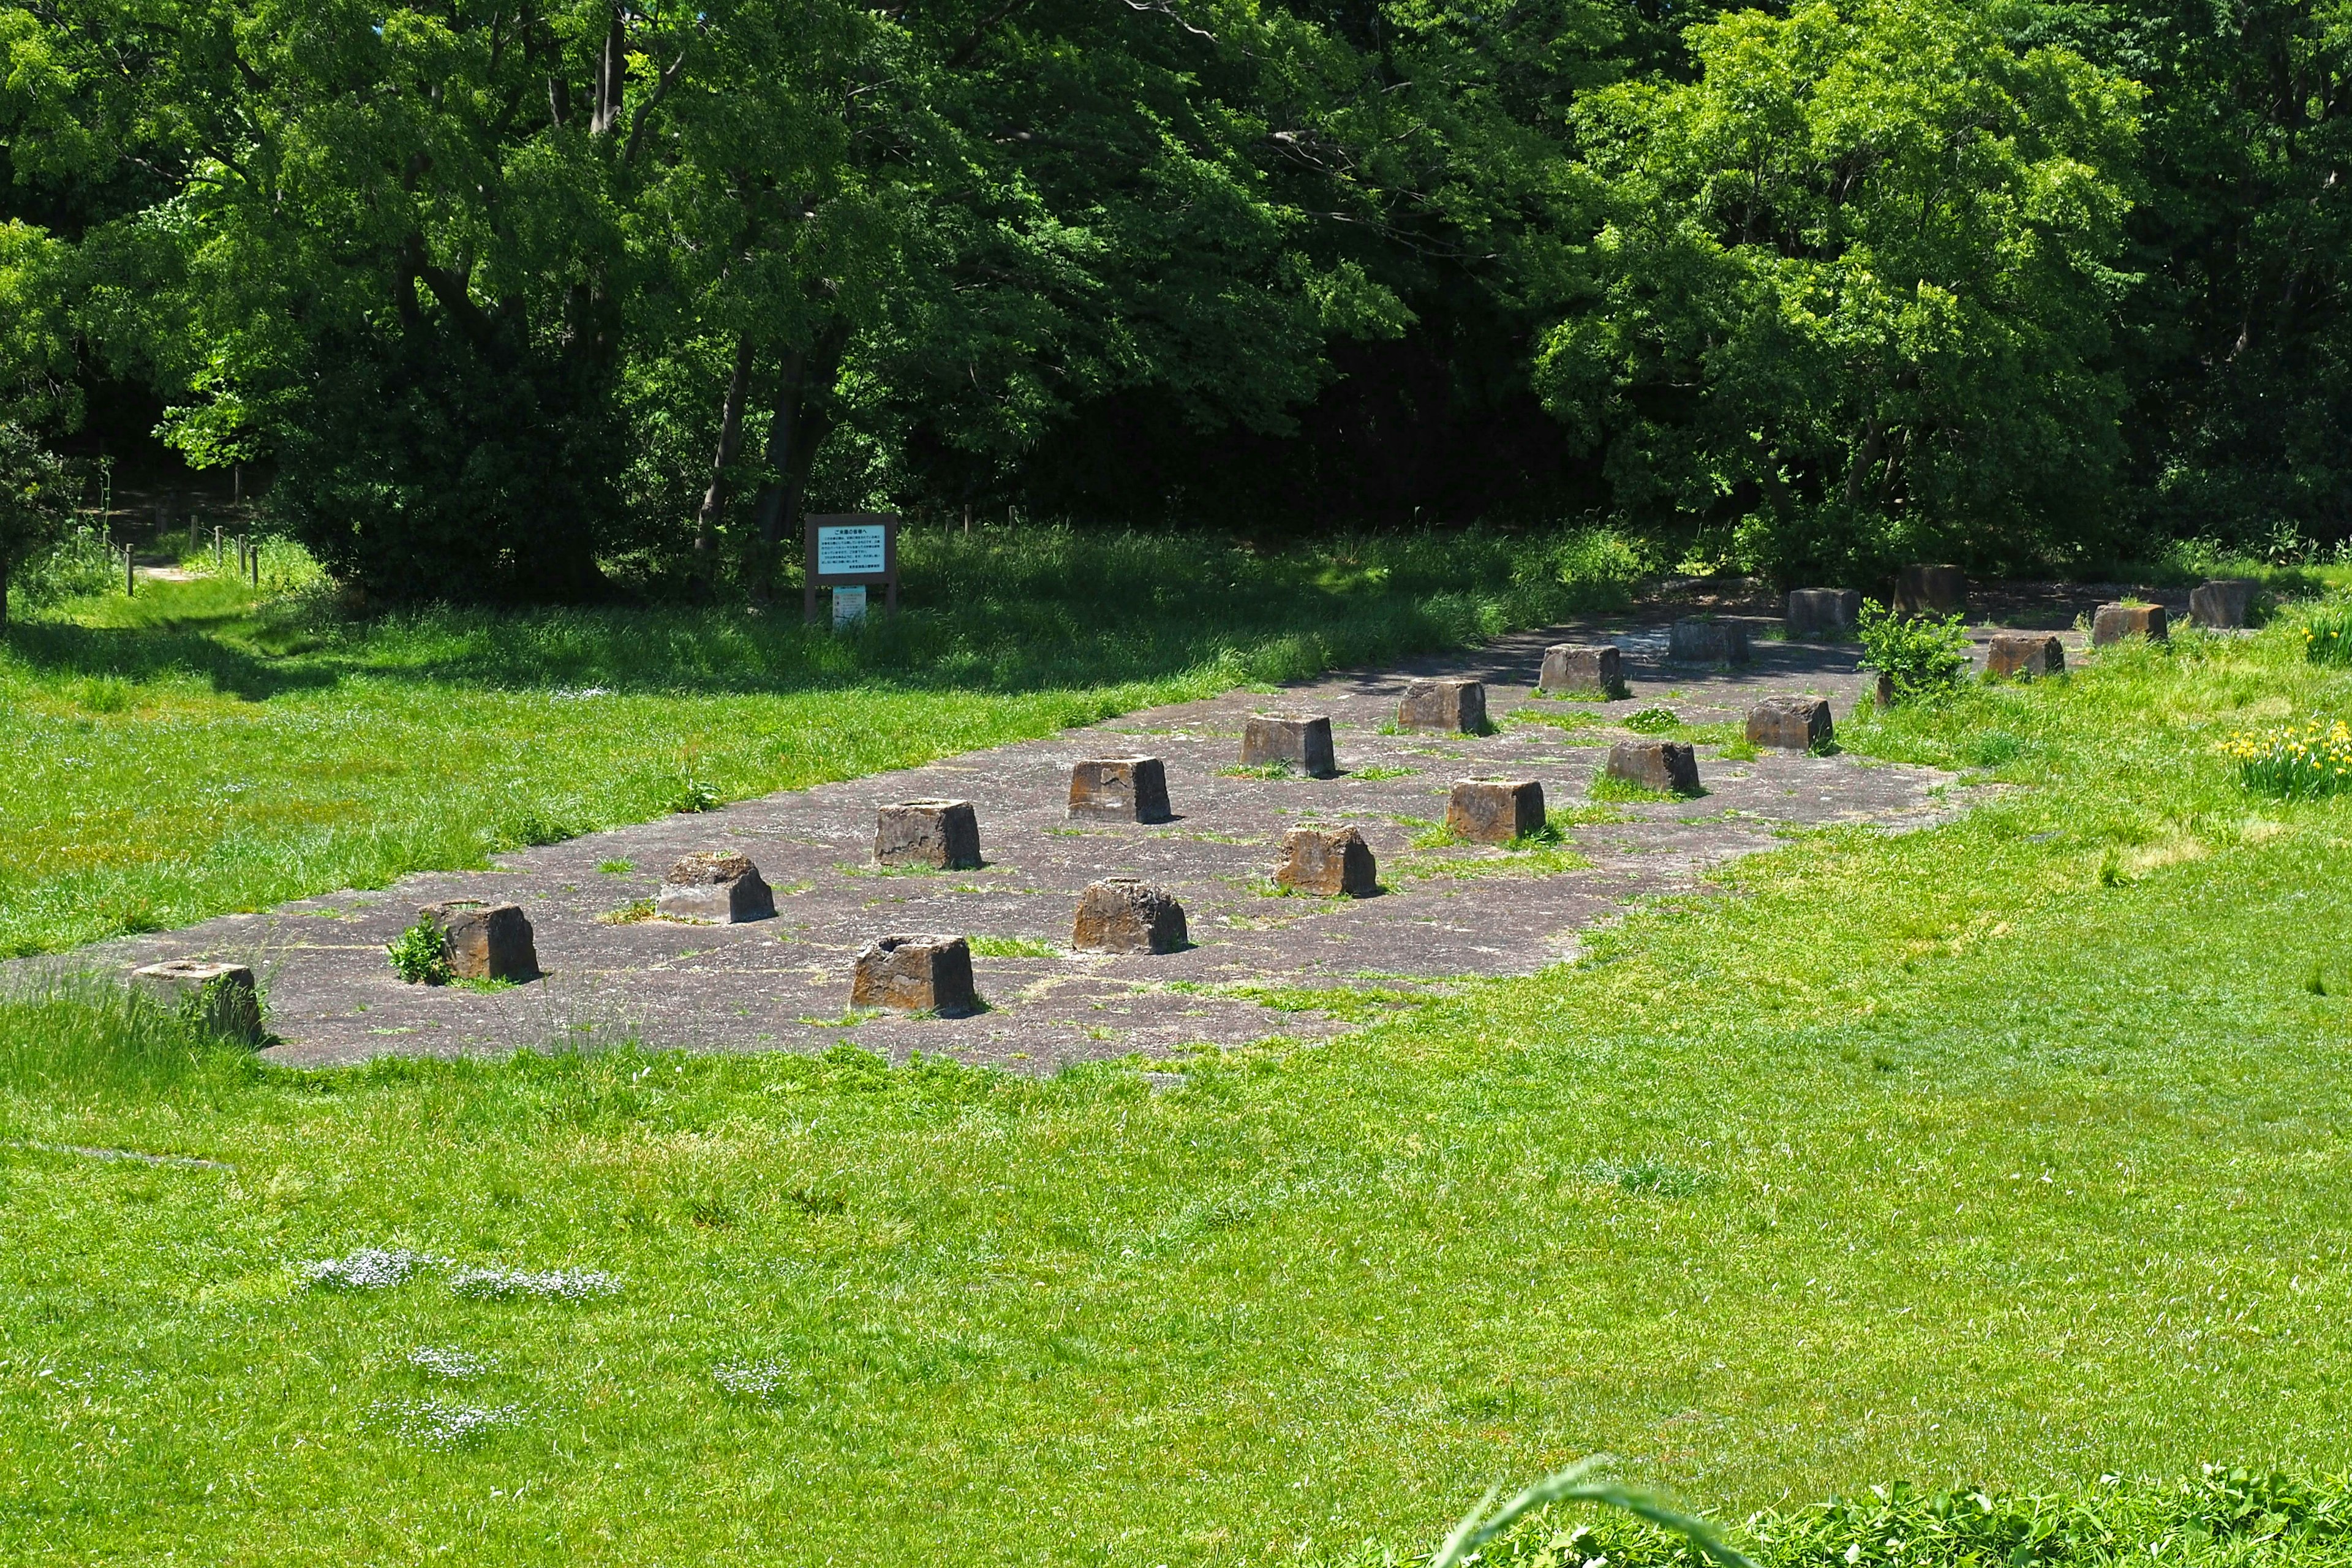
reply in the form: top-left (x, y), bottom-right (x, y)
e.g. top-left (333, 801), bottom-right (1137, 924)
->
top-left (1856, 599), bottom-right (1970, 702)
top-left (2225, 718), bottom-right (2352, 799)
top-left (386, 919), bottom-right (453, 985)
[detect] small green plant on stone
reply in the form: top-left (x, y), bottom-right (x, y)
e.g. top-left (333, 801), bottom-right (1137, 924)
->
top-left (1588, 774), bottom-right (1681, 804)
top-left (1220, 760), bottom-right (1298, 780)
top-left (1622, 706), bottom-right (1679, 734)
top-left (1352, 764), bottom-right (1414, 780)
top-left (598, 859), bottom-right (633, 875)
top-left (386, 919), bottom-right (451, 985)
top-left (1718, 736), bottom-right (1760, 761)
top-left (968, 935), bottom-right (1060, 959)
top-left (1855, 598), bottom-right (1971, 702)
top-left (597, 899), bottom-right (657, 925)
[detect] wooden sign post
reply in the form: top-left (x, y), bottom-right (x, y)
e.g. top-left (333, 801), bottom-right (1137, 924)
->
top-left (803, 513), bottom-right (900, 626)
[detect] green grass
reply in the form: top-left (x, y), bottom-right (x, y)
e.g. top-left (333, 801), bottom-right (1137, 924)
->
top-left (1, 526), bottom-right (1636, 956)
top-left (966, 935), bottom-right (1062, 959)
top-left (15, 593), bottom-right (2352, 1561)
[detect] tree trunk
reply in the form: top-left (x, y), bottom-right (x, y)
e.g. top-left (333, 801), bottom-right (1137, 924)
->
top-left (748, 325), bottom-right (851, 602)
top-left (693, 333), bottom-right (758, 599)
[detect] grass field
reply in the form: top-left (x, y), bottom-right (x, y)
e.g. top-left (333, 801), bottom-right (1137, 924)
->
top-left (0, 527), bottom-right (1637, 956)
top-left (6, 587), bottom-right (2352, 1562)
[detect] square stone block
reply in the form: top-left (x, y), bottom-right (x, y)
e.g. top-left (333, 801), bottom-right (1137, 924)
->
top-left (1071, 878), bottom-right (1188, 954)
top-left (1539, 644), bottom-right (1626, 698)
top-left (1395, 679), bottom-right (1487, 734)
top-left (130, 959), bottom-right (262, 1044)
top-left (1240, 714), bottom-right (1336, 777)
top-left (1785, 588), bottom-right (1860, 638)
top-left (1894, 564), bottom-right (1967, 616)
top-left (1275, 826), bottom-right (1378, 897)
top-left (657, 850), bottom-right (776, 923)
top-left (1446, 778), bottom-right (1545, 844)
top-left (850, 933), bottom-right (978, 1015)
top-left (418, 900), bottom-right (539, 981)
top-left (1668, 617), bottom-right (1750, 665)
top-left (1746, 695), bottom-right (1834, 750)
top-left (1605, 739), bottom-right (1700, 794)
top-left (2092, 602), bottom-right (2168, 646)
top-left (1068, 757), bottom-right (1172, 822)
top-left (2190, 579), bottom-right (2253, 629)
top-left (874, 799), bottom-right (982, 869)
top-left (1986, 632), bottom-right (2065, 679)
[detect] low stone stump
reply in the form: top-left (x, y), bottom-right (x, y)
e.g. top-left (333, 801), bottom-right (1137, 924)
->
top-left (1894, 564), bottom-right (1967, 616)
top-left (1068, 756), bottom-right (1173, 822)
top-left (1071, 878), bottom-right (1188, 954)
top-left (130, 959), bottom-right (262, 1044)
top-left (657, 850), bottom-right (776, 922)
top-left (1240, 714), bottom-right (1336, 777)
top-left (1446, 778), bottom-right (1546, 844)
top-left (1539, 644), bottom-right (1626, 699)
top-left (874, 799), bottom-right (982, 869)
top-left (2092, 602), bottom-right (2169, 646)
top-left (1668, 617), bottom-right (1750, 665)
top-left (850, 933), bottom-right (978, 1015)
top-left (1745, 695), bottom-right (1833, 751)
top-left (1785, 588), bottom-right (1860, 639)
top-left (1871, 671), bottom-right (1896, 707)
top-left (418, 900), bottom-right (539, 981)
top-left (1396, 679), bottom-right (1487, 734)
top-left (1605, 739), bottom-right (1700, 795)
top-left (2190, 579), bottom-right (2253, 630)
top-left (1275, 826), bottom-right (1378, 896)
top-left (1987, 633), bottom-right (2065, 679)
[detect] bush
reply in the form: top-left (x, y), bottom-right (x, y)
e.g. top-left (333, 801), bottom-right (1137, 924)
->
top-left (1855, 599), bottom-right (1970, 702)
top-left (386, 919), bottom-right (453, 985)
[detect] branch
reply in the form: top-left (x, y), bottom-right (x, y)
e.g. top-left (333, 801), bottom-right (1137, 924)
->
top-left (621, 47), bottom-right (690, 165)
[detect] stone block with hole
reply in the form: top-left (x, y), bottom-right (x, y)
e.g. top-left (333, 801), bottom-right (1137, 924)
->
top-left (1071, 878), bottom-right (1188, 954)
top-left (1986, 633), bottom-right (2065, 679)
top-left (1785, 588), bottom-right (1860, 638)
top-left (1068, 756), bottom-right (1172, 821)
top-left (1745, 695), bottom-right (1834, 750)
top-left (2189, 579), bottom-right (2253, 630)
top-left (1605, 739), bottom-right (1700, 794)
top-left (2092, 602), bottom-right (2168, 646)
top-left (1894, 564), bottom-right (1967, 615)
top-left (1395, 679), bottom-right (1487, 734)
top-left (657, 850), bottom-right (775, 922)
top-left (1240, 714), bottom-right (1336, 777)
top-left (1275, 826), bottom-right (1378, 897)
top-left (418, 900), bottom-right (538, 981)
top-left (874, 799), bottom-right (982, 869)
top-left (130, 959), bottom-right (263, 1043)
top-left (1668, 617), bottom-right (1749, 665)
top-left (1446, 778), bottom-right (1546, 843)
top-left (1539, 644), bottom-right (1626, 698)
top-left (850, 933), bottom-right (978, 1014)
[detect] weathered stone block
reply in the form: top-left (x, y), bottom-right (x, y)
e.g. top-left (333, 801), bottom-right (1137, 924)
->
top-left (1539, 644), bottom-right (1626, 698)
top-left (1240, 714), bottom-right (1336, 777)
top-left (1871, 671), bottom-right (1896, 708)
top-left (418, 900), bottom-right (539, 981)
top-left (1446, 778), bottom-right (1546, 843)
top-left (657, 850), bottom-right (776, 923)
top-left (1894, 564), bottom-right (1967, 616)
top-left (874, 799), bottom-right (982, 869)
top-left (1605, 739), bottom-right (1700, 795)
top-left (1071, 878), bottom-right (1188, 954)
top-left (1275, 826), bottom-right (1378, 897)
top-left (1986, 632), bottom-right (2065, 679)
top-left (850, 933), bottom-right (978, 1015)
top-left (2189, 579), bottom-right (2253, 630)
top-left (1785, 588), bottom-right (1861, 639)
top-left (2092, 602), bottom-right (2168, 646)
top-left (1668, 617), bottom-right (1751, 665)
top-left (1746, 695), bottom-right (1834, 750)
top-left (1395, 679), bottom-right (1487, 734)
top-left (1068, 757), bottom-right (1173, 822)
top-left (130, 959), bottom-right (262, 1043)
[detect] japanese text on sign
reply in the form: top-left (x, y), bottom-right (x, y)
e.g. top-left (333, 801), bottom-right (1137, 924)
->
top-left (815, 524), bottom-right (887, 577)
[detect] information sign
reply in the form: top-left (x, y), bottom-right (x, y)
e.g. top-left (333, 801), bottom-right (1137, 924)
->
top-left (815, 525), bottom-right (887, 577)
top-left (802, 511), bottom-right (900, 625)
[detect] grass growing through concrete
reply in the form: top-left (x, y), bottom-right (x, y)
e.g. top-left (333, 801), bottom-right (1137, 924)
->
top-left (8, 616), bottom-right (2352, 1561)
top-left (1, 527), bottom-right (1638, 956)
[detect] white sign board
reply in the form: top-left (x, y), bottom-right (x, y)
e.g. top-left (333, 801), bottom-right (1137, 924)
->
top-left (832, 585), bottom-right (867, 628)
top-left (815, 524), bottom-right (888, 577)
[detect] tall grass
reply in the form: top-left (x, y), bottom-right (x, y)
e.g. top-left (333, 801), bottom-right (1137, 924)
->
top-left (0, 977), bottom-right (261, 1101)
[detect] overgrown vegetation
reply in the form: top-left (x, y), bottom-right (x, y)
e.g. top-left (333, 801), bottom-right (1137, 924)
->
top-left (1857, 601), bottom-right (1973, 703)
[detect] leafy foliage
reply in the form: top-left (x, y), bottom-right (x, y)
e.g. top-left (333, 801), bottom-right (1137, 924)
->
top-left (386, 919), bottom-right (453, 987)
top-left (2225, 718), bottom-right (2352, 799)
top-left (1856, 599), bottom-right (1972, 701)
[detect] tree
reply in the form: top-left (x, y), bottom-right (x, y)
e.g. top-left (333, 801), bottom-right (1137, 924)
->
top-left (1533, 0), bottom-right (2141, 581)
top-left (0, 421), bottom-right (69, 628)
